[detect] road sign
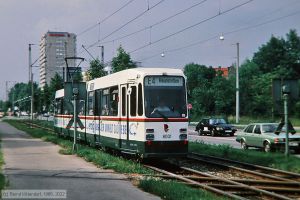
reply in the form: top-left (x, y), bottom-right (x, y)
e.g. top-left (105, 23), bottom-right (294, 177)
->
top-left (188, 103), bottom-right (193, 110)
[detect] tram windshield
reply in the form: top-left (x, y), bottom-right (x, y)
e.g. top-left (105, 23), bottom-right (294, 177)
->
top-left (144, 76), bottom-right (187, 118)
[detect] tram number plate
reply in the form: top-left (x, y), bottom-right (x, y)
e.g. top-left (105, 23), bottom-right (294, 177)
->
top-left (163, 134), bottom-right (171, 139)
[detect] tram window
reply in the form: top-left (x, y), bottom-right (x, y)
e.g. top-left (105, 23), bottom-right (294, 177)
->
top-left (101, 89), bottom-right (109, 116)
top-left (88, 91), bottom-right (94, 115)
top-left (130, 86), bottom-right (137, 116)
top-left (138, 83), bottom-right (143, 116)
top-left (95, 90), bottom-right (101, 116)
top-left (56, 99), bottom-right (62, 114)
top-left (122, 87), bottom-right (126, 116)
top-left (109, 86), bottom-right (118, 116)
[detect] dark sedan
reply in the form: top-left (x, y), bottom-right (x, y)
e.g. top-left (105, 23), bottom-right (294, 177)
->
top-left (195, 118), bottom-right (236, 137)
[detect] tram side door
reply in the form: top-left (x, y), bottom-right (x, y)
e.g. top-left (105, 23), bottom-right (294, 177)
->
top-left (120, 85), bottom-right (129, 149)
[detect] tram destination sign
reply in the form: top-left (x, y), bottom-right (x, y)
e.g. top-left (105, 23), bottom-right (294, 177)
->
top-left (145, 76), bottom-right (183, 87)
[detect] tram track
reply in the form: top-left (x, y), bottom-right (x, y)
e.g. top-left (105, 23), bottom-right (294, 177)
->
top-left (188, 152), bottom-right (300, 182)
top-left (144, 159), bottom-right (299, 200)
top-left (20, 121), bottom-right (300, 199)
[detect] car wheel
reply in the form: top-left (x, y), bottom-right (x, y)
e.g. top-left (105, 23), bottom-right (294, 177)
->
top-left (264, 142), bottom-right (271, 153)
top-left (211, 130), bottom-right (216, 137)
top-left (241, 140), bottom-right (248, 150)
top-left (198, 130), bottom-right (203, 136)
top-left (230, 132), bottom-right (234, 137)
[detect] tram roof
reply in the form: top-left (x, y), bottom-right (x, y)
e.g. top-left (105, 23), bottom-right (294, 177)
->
top-left (87, 67), bottom-right (185, 91)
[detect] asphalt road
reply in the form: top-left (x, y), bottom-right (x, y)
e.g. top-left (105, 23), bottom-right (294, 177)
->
top-left (188, 126), bottom-right (240, 148)
top-left (0, 121), bottom-right (160, 200)
top-left (188, 126), bottom-right (300, 157)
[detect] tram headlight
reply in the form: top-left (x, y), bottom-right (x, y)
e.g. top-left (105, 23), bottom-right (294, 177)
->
top-left (146, 129), bottom-right (154, 133)
top-left (146, 134), bottom-right (154, 141)
top-left (179, 134), bottom-right (187, 140)
top-left (180, 128), bottom-right (187, 133)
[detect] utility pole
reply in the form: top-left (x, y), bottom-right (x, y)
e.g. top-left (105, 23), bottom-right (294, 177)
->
top-left (236, 42), bottom-right (240, 124)
top-left (219, 36), bottom-right (240, 124)
top-left (5, 81), bottom-right (8, 102)
top-left (64, 42), bottom-right (68, 82)
top-left (282, 85), bottom-right (291, 157)
top-left (72, 88), bottom-right (78, 153)
top-left (29, 43), bottom-right (35, 122)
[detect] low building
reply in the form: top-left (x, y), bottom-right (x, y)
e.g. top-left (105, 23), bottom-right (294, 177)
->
top-left (213, 66), bottom-right (231, 78)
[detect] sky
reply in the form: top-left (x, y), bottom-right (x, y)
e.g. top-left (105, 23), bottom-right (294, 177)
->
top-left (0, 0), bottom-right (300, 100)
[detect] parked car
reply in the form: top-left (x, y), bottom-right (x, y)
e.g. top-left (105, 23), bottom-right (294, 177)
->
top-left (195, 118), bottom-right (236, 136)
top-left (0, 109), bottom-right (4, 118)
top-left (236, 123), bottom-right (300, 153)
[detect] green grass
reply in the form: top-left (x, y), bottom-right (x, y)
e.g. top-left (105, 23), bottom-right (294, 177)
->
top-left (189, 142), bottom-right (300, 173)
top-left (0, 141), bottom-right (5, 192)
top-left (139, 178), bottom-right (226, 200)
top-left (5, 119), bottom-right (228, 200)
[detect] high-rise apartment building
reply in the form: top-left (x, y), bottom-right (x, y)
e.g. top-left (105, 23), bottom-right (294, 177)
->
top-left (39, 31), bottom-right (76, 88)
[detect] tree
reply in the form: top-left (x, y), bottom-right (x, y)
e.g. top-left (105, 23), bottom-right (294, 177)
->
top-left (253, 35), bottom-right (286, 73)
top-left (184, 63), bottom-right (216, 93)
top-left (183, 63), bottom-right (217, 116)
top-left (253, 30), bottom-right (300, 78)
top-left (41, 83), bottom-right (51, 112)
top-left (86, 58), bottom-right (106, 80)
top-left (285, 29), bottom-right (300, 78)
top-left (212, 74), bottom-right (235, 115)
top-left (72, 71), bottom-right (83, 82)
top-left (111, 46), bottom-right (136, 73)
top-left (49, 73), bottom-right (64, 100)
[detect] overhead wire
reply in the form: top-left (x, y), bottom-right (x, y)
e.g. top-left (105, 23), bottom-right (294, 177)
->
top-left (77, 0), bottom-right (136, 37)
top-left (96, 0), bottom-right (208, 45)
top-left (82, 0), bottom-right (166, 52)
top-left (137, 10), bottom-right (300, 62)
top-left (129, 0), bottom-right (254, 54)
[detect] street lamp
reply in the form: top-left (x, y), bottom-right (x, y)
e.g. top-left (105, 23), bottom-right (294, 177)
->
top-left (29, 43), bottom-right (38, 122)
top-left (97, 45), bottom-right (104, 64)
top-left (219, 36), bottom-right (240, 124)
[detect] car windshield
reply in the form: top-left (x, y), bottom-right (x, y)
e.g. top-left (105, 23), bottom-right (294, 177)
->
top-left (261, 124), bottom-right (277, 133)
top-left (144, 76), bottom-right (187, 118)
top-left (209, 118), bottom-right (226, 125)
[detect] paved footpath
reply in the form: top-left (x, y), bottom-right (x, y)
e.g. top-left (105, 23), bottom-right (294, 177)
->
top-left (0, 122), bottom-right (160, 200)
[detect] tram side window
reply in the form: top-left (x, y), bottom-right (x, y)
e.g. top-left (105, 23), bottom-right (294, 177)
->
top-left (101, 89), bottom-right (109, 116)
top-left (138, 83), bottom-right (143, 116)
top-left (55, 99), bottom-right (62, 114)
top-left (130, 86), bottom-right (137, 116)
top-left (94, 90), bottom-right (101, 116)
top-left (122, 87), bottom-right (126, 116)
top-left (109, 86), bottom-right (118, 116)
top-left (88, 91), bottom-right (94, 116)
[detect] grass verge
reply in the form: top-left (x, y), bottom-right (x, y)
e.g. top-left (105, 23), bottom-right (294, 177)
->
top-left (5, 120), bottom-right (150, 174)
top-left (190, 141), bottom-right (300, 173)
top-left (0, 140), bottom-right (5, 192)
top-left (139, 178), bottom-right (226, 200)
top-left (5, 120), bottom-right (226, 200)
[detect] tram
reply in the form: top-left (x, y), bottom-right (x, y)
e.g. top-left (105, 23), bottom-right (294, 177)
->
top-left (54, 68), bottom-right (188, 158)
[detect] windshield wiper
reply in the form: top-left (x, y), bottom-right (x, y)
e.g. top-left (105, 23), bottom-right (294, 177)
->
top-left (156, 110), bottom-right (168, 121)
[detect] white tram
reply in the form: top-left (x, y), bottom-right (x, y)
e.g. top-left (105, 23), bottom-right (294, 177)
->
top-left (54, 68), bottom-right (188, 158)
